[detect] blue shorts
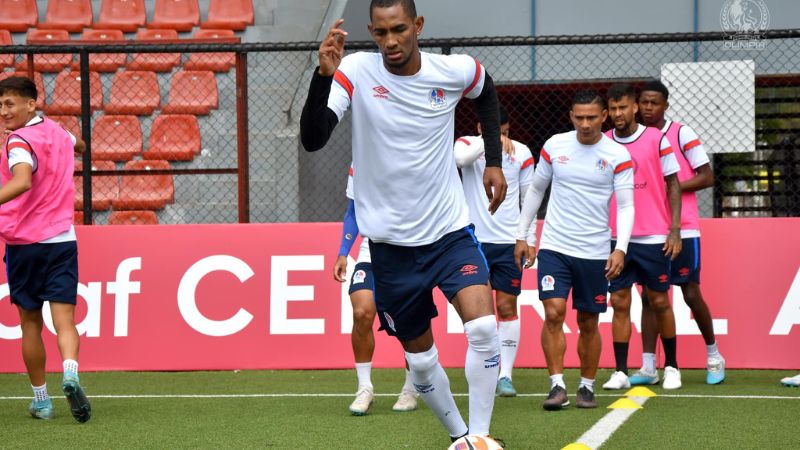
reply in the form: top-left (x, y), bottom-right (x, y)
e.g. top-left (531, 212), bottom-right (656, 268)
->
top-left (348, 262), bottom-right (374, 295)
top-left (368, 225), bottom-right (489, 341)
top-left (609, 242), bottom-right (671, 293)
top-left (671, 237), bottom-right (701, 285)
top-left (482, 243), bottom-right (523, 296)
top-left (5, 241), bottom-right (78, 311)
top-left (537, 249), bottom-right (609, 313)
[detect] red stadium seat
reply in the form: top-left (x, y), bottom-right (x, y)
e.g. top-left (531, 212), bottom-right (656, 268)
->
top-left (105, 71), bottom-right (160, 115)
top-left (113, 160), bottom-right (174, 210)
top-left (184, 29), bottom-right (236, 72)
top-left (39, 0), bottom-right (93, 33)
top-left (43, 71), bottom-right (103, 115)
top-left (202, 0), bottom-right (254, 31)
top-left (47, 115), bottom-right (82, 138)
top-left (0, 30), bottom-right (14, 69)
top-left (162, 70), bottom-right (218, 115)
top-left (74, 210), bottom-right (89, 225)
top-left (17, 29), bottom-right (73, 72)
top-left (96, 0), bottom-right (147, 32)
top-left (79, 29), bottom-right (127, 72)
top-left (144, 114), bottom-right (200, 161)
top-left (0, 71), bottom-right (46, 108)
top-left (149, 0), bottom-right (200, 32)
top-left (108, 210), bottom-right (158, 225)
top-left (92, 115), bottom-right (142, 161)
top-left (0, 0), bottom-right (38, 32)
top-left (74, 160), bottom-right (119, 211)
top-left (128, 29), bottom-right (181, 72)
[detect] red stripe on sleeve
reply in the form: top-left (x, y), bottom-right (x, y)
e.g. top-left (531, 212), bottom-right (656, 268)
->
top-left (456, 137), bottom-right (471, 145)
top-left (520, 157), bottom-right (534, 170)
top-left (6, 142), bottom-right (32, 153)
top-left (462, 58), bottom-right (482, 97)
top-left (660, 146), bottom-right (674, 157)
top-left (348, 167), bottom-right (353, 176)
top-left (683, 139), bottom-right (701, 151)
top-left (540, 148), bottom-right (551, 164)
top-left (615, 160), bottom-right (633, 173)
top-left (333, 70), bottom-right (354, 100)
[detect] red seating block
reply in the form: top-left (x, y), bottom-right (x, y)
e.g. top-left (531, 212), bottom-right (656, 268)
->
top-left (0, 30), bottom-right (14, 69)
top-left (43, 71), bottom-right (103, 115)
top-left (202, 0), bottom-right (254, 31)
top-left (105, 71), bottom-right (160, 115)
top-left (113, 160), bottom-right (174, 210)
top-left (128, 29), bottom-right (181, 72)
top-left (17, 29), bottom-right (73, 72)
top-left (149, 0), bottom-right (200, 32)
top-left (144, 114), bottom-right (200, 161)
top-left (96, 0), bottom-right (147, 32)
top-left (47, 115), bottom-right (81, 138)
top-left (74, 160), bottom-right (119, 211)
top-left (0, 0), bottom-right (38, 32)
top-left (79, 29), bottom-right (127, 72)
top-left (184, 29), bottom-right (236, 72)
top-left (162, 70), bottom-right (217, 115)
top-left (39, 0), bottom-right (93, 33)
top-left (108, 210), bottom-right (158, 225)
top-left (92, 115), bottom-right (143, 161)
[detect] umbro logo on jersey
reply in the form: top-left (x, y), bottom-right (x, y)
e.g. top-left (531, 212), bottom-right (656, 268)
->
top-left (460, 265), bottom-right (479, 276)
top-left (429, 88), bottom-right (447, 109)
top-left (373, 85), bottom-right (390, 99)
top-left (555, 155), bottom-right (570, 164)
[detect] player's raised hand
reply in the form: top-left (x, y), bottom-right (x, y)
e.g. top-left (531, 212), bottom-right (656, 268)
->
top-left (318, 19), bottom-right (348, 77)
top-left (483, 166), bottom-right (507, 214)
top-left (333, 255), bottom-right (348, 283)
top-left (663, 229), bottom-right (682, 260)
top-left (605, 249), bottom-right (625, 280)
top-left (514, 240), bottom-right (536, 272)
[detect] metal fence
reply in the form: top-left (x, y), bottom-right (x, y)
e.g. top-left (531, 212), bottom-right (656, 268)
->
top-left (2, 29), bottom-right (798, 224)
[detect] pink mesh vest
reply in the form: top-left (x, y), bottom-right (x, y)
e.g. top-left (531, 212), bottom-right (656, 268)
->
top-left (665, 121), bottom-right (700, 232)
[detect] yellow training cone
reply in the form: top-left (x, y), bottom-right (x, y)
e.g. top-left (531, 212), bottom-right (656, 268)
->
top-left (607, 398), bottom-right (643, 409)
top-left (625, 387), bottom-right (657, 398)
top-left (561, 444), bottom-right (592, 450)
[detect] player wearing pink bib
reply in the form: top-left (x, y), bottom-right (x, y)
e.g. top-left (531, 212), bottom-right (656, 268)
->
top-left (602, 83), bottom-right (684, 391)
top-left (0, 76), bottom-right (90, 422)
top-left (633, 79), bottom-right (726, 386)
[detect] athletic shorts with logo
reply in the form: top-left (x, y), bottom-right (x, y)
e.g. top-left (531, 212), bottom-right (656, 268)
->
top-left (670, 237), bottom-right (701, 285)
top-left (5, 241), bottom-right (78, 311)
top-left (368, 225), bottom-right (489, 341)
top-left (348, 262), bottom-right (375, 295)
top-left (537, 249), bottom-right (609, 313)
top-left (481, 243), bottom-right (523, 296)
top-left (609, 241), bottom-right (671, 293)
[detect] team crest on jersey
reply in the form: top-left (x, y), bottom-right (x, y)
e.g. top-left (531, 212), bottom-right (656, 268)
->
top-left (596, 158), bottom-right (610, 173)
top-left (353, 270), bottom-right (366, 284)
top-left (541, 275), bottom-right (555, 291)
top-left (429, 88), bottom-right (447, 109)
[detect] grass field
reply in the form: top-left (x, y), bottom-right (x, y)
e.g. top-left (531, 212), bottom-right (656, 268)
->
top-left (0, 368), bottom-right (798, 449)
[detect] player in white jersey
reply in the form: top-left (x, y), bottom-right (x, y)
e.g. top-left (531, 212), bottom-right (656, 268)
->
top-left (515, 91), bottom-right (635, 410)
top-left (333, 166), bottom-right (418, 415)
top-left (454, 104), bottom-right (534, 397)
top-left (634, 79), bottom-right (726, 386)
top-left (300, 0), bottom-right (507, 442)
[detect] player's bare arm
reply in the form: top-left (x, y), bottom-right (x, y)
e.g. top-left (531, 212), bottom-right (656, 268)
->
top-left (679, 163), bottom-right (714, 193)
top-left (664, 173), bottom-right (682, 259)
top-left (318, 19), bottom-right (348, 76)
top-left (74, 136), bottom-right (86, 155)
top-left (0, 162), bottom-right (33, 205)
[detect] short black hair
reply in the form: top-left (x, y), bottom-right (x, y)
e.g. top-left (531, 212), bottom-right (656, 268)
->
top-left (571, 90), bottom-right (606, 109)
top-left (370, 0), bottom-right (417, 20)
top-left (499, 103), bottom-right (509, 125)
top-left (0, 76), bottom-right (38, 101)
top-left (641, 79), bottom-right (669, 101)
top-left (607, 83), bottom-right (636, 102)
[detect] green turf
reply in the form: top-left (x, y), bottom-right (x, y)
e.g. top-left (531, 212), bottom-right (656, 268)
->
top-left (0, 369), bottom-right (797, 449)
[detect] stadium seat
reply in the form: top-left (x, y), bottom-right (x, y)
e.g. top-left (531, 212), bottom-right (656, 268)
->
top-left (79, 29), bottom-right (127, 72)
top-left (39, 0), bottom-right (93, 33)
top-left (17, 29), bottom-right (73, 72)
top-left (108, 210), bottom-right (158, 225)
top-left (128, 29), bottom-right (181, 72)
top-left (162, 70), bottom-right (218, 115)
top-left (43, 71), bottom-right (103, 115)
top-left (144, 114), bottom-right (200, 161)
top-left (74, 210), bottom-right (88, 225)
top-left (92, 115), bottom-right (143, 161)
top-left (202, 0), bottom-right (254, 31)
top-left (149, 0), bottom-right (200, 32)
top-left (0, 71), bottom-right (46, 108)
top-left (0, 30), bottom-right (14, 69)
top-left (96, 0), bottom-right (147, 32)
top-left (0, 0), bottom-right (38, 32)
top-left (74, 160), bottom-right (119, 211)
top-left (113, 160), bottom-right (174, 210)
top-left (105, 71), bottom-right (160, 115)
top-left (184, 29), bottom-right (236, 72)
top-left (47, 115), bottom-right (81, 138)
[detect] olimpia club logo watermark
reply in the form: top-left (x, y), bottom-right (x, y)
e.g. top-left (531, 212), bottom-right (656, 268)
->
top-left (720, 0), bottom-right (770, 50)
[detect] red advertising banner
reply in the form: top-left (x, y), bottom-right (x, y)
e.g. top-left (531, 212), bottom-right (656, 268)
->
top-left (0, 219), bottom-right (798, 372)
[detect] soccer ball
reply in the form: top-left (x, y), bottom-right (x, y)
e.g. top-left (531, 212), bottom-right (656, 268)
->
top-left (447, 434), bottom-right (503, 450)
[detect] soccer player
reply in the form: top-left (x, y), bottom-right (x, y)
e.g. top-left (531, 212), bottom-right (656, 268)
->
top-left (515, 90), bottom-right (634, 410)
top-left (300, 0), bottom-right (507, 441)
top-left (454, 104), bottom-right (533, 397)
top-left (0, 76), bottom-right (91, 422)
top-left (602, 83), bottom-right (683, 391)
top-left (632, 79), bottom-right (726, 386)
top-left (333, 166), bottom-right (418, 415)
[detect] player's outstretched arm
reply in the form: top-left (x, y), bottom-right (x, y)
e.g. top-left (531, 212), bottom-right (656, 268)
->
top-left (663, 173), bottom-right (682, 259)
top-left (607, 188), bottom-right (634, 279)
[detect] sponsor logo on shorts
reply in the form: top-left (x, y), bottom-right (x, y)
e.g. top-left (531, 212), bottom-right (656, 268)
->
top-left (658, 274), bottom-right (669, 283)
top-left (484, 354), bottom-right (500, 368)
top-left (353, 269), bottom-right (366, 284)
top-left (383, 312), bottom-right (396, 332)
top-left (460, 264), bottom-right (479, 276)
top-left (679, 267), bottom-right (690, 277)
top-left (541, 275), bottom-right (555, 291)
top-left (414, 383), bottom-right (434, 394)
top-left (595, 294), bottom-right (607, 304)
top-left (510, 278), bottom-right (520, 288)
top-left (501, 339), bottom-right (517, 348)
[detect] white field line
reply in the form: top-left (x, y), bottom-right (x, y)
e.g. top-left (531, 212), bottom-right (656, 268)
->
top-left (0, 393), bottom-right (798, 400)
top-left (572, 396), bottom-right (650, 449)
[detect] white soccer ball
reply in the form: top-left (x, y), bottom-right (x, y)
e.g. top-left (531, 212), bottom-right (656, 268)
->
top-left (447, 434), bottom-right (503, 450)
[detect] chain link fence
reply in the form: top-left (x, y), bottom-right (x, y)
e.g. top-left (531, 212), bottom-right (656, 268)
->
top-left (1, 29), bottom-right (798, 224)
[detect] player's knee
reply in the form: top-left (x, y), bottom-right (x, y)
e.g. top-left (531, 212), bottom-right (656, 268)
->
top-left (495, 302), bottom-right (517, 320)
top-left (464, 315), bottom-right (499, 353)
top-left (648, 293), bottom-right (671, 312)
top-left (610, 295), bottom-right (631, 312)
top-left (405, 345), bottom-right (439, 374)
top-left (543, 307), bottom-right (565, 326)
top-left (352, 305), bottom-right (376, 326)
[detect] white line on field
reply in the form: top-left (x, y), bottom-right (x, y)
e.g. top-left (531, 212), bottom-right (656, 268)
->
top-left (0, 393), bottom-right (797, 400)
top-left (572, 396), bottom-right (650, 449)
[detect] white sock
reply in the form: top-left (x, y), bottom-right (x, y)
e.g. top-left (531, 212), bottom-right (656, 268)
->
top-left (355, 362), bottom-right (373, 389)
top-left (32, 383), bottom-right (49, 402)
top-left (464, 315), bottom-right (500, 436)
top-left (550, 373), bottom-right (566, 389)
top-left (706, 342), bottom-right (722, 359)
top-left (498, 318), bottom-right (520, 380)
top-left (63, 359), bottom-right (79, 375)
top-left (406, 345), bottom-right (467, 438)
top-left (642, 353), bottom-right (657, 373)
top-left (401, 369), bottom-right (414, 393)
top-left (579, 377), bottom-right (595, 393)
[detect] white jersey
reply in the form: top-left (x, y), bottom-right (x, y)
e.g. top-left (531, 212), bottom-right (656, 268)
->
top-left (537, 131), bottom-right (633, 259)
top-left (455, 136), bottom-right (534, 244)
top-left (328, 51), bottom-right (486, 246)
top-left (345, 166), bottom-right (371, 263)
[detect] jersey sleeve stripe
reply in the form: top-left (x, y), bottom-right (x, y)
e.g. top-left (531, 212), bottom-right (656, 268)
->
top-left (683, 139), bottom-right (701, 151)
top-left (520, 157), bottom-right (534, 170)
top-left (348, 167), bottom-right (353, 176)
top-left (333, 70), bottom-right (354, 100)
top-left (540, 148), bottom-right (551, 164)
top-left (614, 160), bottom-right (633, 173)
top-left (456, 137), bottom-right (471, 145)
top-left (6, 142), bottom-right (32, 153)
top-left (462, 58), bottom-right (482, 97)
top-left (659, 146), bottom-right (674, 157)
